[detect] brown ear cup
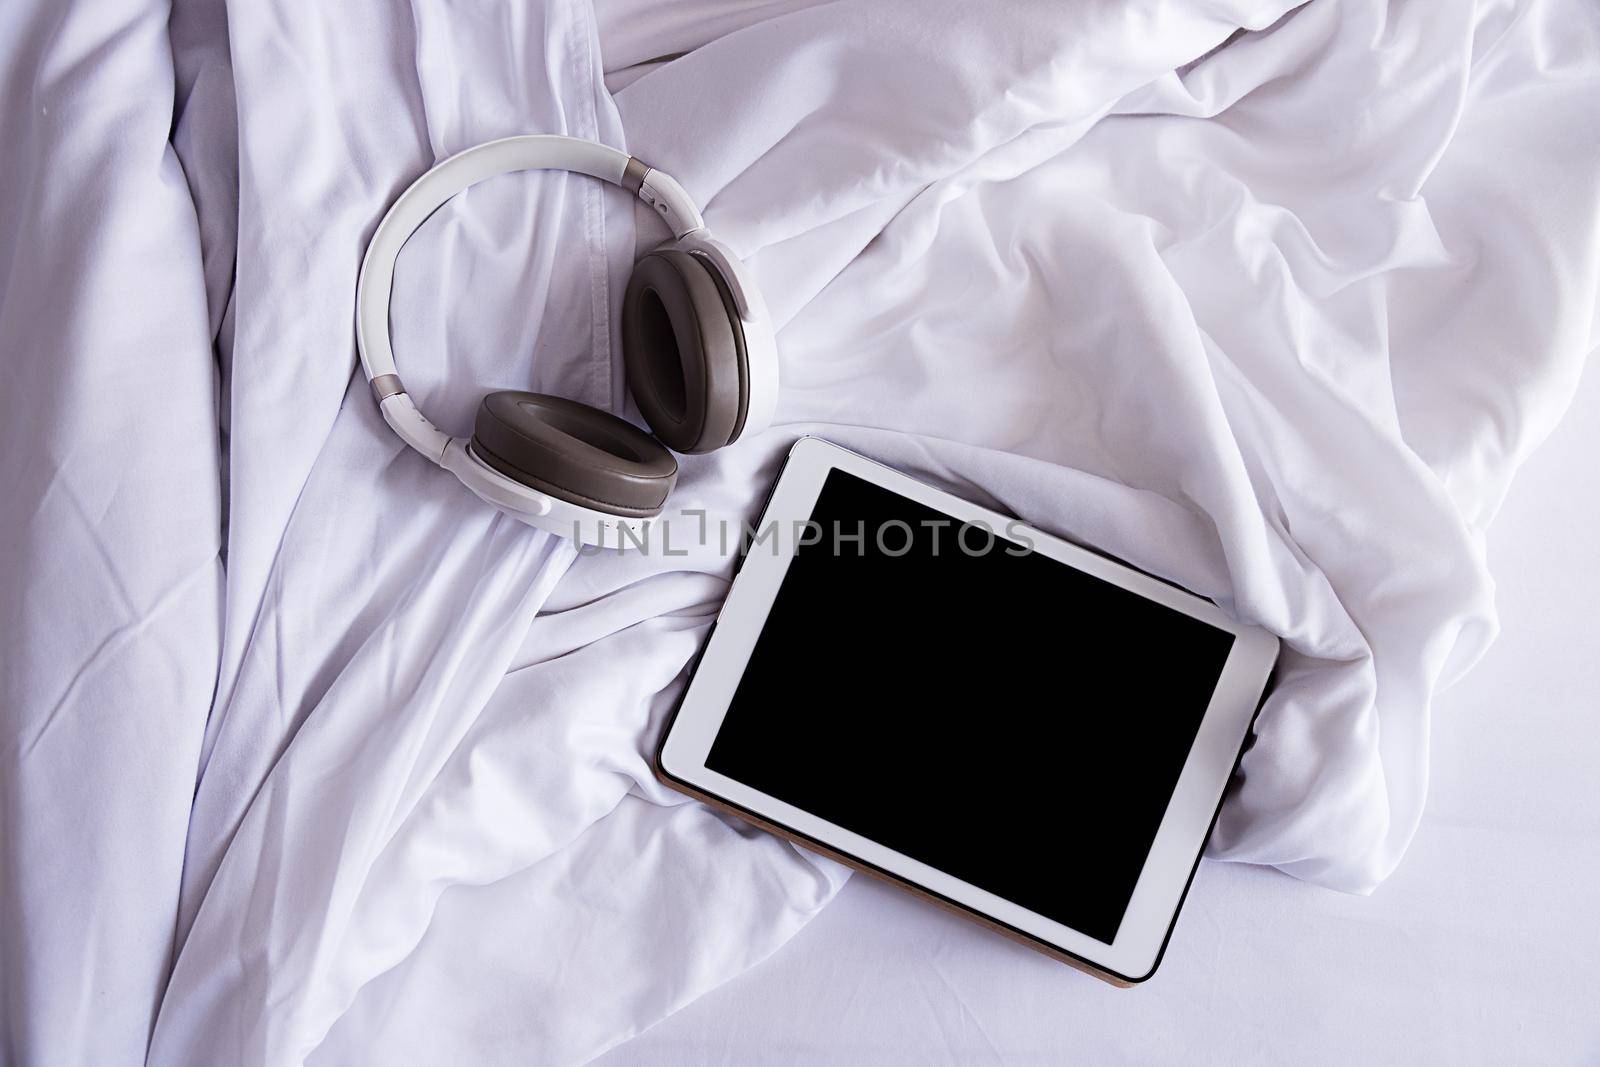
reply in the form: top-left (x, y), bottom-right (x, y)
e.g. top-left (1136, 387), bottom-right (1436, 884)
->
top-left (621, 248), bottom-right (749, 454)
top-left (470, 391), bottom-right (677, 517)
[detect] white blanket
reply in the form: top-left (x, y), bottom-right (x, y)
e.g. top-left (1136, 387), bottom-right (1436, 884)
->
top-left (2, 0), bottom-right (1595, 1063)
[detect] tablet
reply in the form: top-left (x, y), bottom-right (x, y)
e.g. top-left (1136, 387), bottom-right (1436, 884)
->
top-left (656, 437), bottom-right (1278, 985)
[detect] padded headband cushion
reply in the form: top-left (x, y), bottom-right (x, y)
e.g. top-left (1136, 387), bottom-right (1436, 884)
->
top-left (471, 391), bottom-right (678, 517)
top-left (622, 249), bottom-right (748, 454)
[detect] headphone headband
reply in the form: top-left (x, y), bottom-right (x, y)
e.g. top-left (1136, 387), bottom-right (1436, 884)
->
top-left (353, 134), bottom-right (708, 461)
top-left (352, 133), bottom-right (780, 547)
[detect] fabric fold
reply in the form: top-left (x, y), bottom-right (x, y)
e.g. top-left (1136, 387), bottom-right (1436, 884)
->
top-left (0, 2), bottom-right (223, 1062)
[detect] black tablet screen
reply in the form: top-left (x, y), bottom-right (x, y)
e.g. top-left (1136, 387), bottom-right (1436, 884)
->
top-left (705, 468), bottom-right (1236, 944)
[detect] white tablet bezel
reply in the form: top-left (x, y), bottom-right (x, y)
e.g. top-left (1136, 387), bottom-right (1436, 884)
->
top-left (657, 436), bottom-right (1279, 983)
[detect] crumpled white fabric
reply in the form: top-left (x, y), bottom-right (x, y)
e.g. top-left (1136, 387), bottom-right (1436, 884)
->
top-left (591, 0), bottom-right (1599, 891)
top-left (1, 2), bottom-right (223, 1063)
top-left (2, 0), bottom-right (1596, 1063)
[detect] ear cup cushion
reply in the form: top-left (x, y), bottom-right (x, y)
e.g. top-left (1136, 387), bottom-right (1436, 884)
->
top-left (622, 249), bottom-right (749, 454)
top-left (471, 391), bottom-right (678, 517)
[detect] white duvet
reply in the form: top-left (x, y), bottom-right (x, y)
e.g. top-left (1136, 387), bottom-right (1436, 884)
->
top-left (2, 0), bottom-right (1596, 1062)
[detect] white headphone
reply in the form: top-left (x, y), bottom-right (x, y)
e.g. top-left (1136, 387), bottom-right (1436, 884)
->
top-left (356, 135), bottom-right (778, 547)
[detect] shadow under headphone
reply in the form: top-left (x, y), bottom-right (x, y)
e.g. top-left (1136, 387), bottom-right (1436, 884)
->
top-left (355, 135), bottom-right (777, 547)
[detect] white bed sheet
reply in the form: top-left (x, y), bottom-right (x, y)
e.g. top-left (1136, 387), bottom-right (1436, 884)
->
top-left (607, 359), bottom-right (1600, 1065)
top-left (4, 0), bottom-right (1597, 1062)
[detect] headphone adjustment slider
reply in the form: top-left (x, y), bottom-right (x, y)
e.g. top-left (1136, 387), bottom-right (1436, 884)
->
top-left (371, 374), bottom-right (405, 402)
top-left (622, 157), bottom-right (651, 195)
